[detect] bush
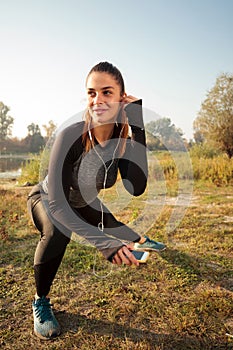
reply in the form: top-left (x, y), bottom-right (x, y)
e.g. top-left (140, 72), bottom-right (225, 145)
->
top-left (149, 150), bottom-right (233, 188)
top-left (148, 151), bottom-right (193, 181)
top-left (18, 153), bottom-right (41, 185)
top-left (18, 148), bottom-right (233, 188)
top-left (189, 143), bottom-right (220, 159)
top-left (192, 155), bottom-right (233, 185)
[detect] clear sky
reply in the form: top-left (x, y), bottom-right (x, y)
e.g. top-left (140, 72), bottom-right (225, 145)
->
top-left (0, 0), bottom-right (233, 140)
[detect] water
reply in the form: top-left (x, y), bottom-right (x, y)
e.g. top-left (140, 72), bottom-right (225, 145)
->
top-left (0, 156), bottom-right (29, 179)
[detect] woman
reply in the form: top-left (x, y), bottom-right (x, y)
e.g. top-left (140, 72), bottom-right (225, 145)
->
top-left (27, 61), bottom-right (166, 340)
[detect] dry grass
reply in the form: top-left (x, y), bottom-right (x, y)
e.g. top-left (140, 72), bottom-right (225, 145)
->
top-left (0, 180), bottom-right (233, 350)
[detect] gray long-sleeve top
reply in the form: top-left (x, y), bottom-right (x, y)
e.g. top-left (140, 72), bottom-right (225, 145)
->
top-left (42, 100), bottom-right (148, 260)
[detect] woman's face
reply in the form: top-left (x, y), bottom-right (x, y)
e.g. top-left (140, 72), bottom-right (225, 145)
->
top-left (86, 72), bottom-right (123, 125)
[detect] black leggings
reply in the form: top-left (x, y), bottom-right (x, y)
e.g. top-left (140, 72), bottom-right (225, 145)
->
top-left (28, 196), bottom-right (70, 296)
top-left (28, 190), bottom-right (140, 297)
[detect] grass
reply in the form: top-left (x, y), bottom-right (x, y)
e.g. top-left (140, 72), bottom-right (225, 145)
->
top-left (0, 179), bottom-right (233, 350)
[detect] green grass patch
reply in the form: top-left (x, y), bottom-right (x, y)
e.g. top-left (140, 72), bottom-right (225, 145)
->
top-left (0, 181), bottom-right (232, 349)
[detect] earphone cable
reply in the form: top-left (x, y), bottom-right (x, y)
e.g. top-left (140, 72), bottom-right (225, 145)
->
top-left (88, 119), bottom-right (125, 278)
top-left (88, 121), bottom-right (125, 232)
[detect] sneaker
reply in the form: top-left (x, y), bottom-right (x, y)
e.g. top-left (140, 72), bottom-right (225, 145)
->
top-left (134, 236), bottom-right (166, 252)
top-left (32, 296), bottom-right (61, 340)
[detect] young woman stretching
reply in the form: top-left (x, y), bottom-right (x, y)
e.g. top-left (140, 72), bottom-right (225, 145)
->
top-left (27, 61), bottom-right (166, 340)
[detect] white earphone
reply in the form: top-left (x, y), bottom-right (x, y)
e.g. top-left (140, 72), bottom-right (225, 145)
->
top-left (87, 118), bottom-right (124, 232)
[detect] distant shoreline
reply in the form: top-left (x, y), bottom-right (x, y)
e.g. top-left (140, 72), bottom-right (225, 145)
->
top-left (0, 154), bottom-right (32, 159)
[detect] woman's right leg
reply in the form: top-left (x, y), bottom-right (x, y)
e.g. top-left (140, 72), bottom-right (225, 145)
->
top-left (28, 196), bottom-right (70, 339)
top-left (31, 199), bottom-right (70, 297)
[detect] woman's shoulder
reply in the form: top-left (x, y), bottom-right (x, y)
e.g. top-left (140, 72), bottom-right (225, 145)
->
top-left (53, 121), bottom-right (85, 145)
top-left (51, 121), bottom-right (85, 153)
top-left (56, 120), bottom-right (85, 137)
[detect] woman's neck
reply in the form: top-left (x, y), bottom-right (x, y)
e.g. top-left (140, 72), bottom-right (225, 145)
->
top-left (92, 124), bottom-right (115, 145)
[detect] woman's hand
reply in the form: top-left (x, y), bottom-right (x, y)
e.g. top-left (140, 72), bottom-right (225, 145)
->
top-left (112, 245), bottom-right (139, 267)
top-left (122, 95), bottom-right (143, 129)
top-left (122, 94), bottom-right (140, 106)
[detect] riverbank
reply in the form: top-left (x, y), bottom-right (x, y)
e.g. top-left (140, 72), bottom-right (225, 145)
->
top-left (0, 154), bottom-right (31, 180)
top-left (0, 178), bottom-right (32, 192)
top-left (0, 178), bottom-right (18, 188)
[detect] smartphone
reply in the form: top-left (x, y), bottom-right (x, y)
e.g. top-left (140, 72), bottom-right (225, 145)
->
top-left (131, 250), bottom-right (150, 263)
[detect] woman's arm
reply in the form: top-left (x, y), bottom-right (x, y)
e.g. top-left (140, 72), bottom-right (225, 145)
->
top-left (46, 122), bottom-right (137, 262)
top-left (119, 99), bottom-right (148, 196)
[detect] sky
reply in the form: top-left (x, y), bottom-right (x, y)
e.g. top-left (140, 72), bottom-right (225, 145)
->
top-left (0, 0), bottom-right (233, 140)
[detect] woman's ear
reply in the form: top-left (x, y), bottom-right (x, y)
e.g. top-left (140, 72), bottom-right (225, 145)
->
top-left (120, 92), bottom-right (127, 101)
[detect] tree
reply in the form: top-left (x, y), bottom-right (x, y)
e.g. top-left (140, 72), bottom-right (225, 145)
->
top-left (146, 118), bottom-right (184, 151)
top-left (193, 73), bottom-right (233, 158)
top-left (25, 123), bottom-right (45, 152)
top-left (27, 123), bottom-right (41, 136)
top-left (145, 130), bottom-right (160, 150)
top-left (193, 129), bottom-right (205, 144)
top-left (42, 120), bottom-right (57, 140)
top-left (0, 102), bottom-right (14, 141)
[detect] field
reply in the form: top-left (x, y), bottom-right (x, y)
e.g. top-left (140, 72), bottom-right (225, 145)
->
top-left (0, 178), bottom-right (233, 350)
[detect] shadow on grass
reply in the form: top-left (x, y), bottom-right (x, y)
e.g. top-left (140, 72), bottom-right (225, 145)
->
top-left (160, 248), bottom-right (233, 292)
top-left (55, 311), bottom-right (223, 349)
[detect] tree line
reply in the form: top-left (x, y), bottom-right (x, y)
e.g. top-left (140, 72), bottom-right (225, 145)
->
top-left (1, 72), bottom-right (233, 157)
top-left (0, 105), bottom-right (56, 154)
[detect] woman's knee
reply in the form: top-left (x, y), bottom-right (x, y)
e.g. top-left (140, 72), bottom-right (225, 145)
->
top-left (31, 200), bottom-right (70, 244)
